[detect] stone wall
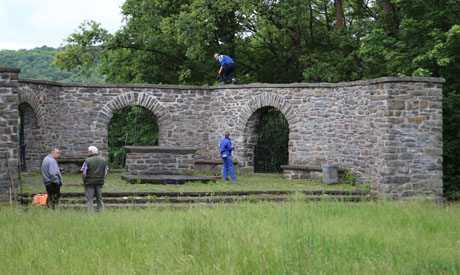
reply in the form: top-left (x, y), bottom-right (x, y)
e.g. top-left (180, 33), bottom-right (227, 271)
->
top-left (0, 68), bottom-right (445, 200)
top-left (124, 146), bottom-right (196, 175)
top-left (0, 68), bottom-right (20, 202)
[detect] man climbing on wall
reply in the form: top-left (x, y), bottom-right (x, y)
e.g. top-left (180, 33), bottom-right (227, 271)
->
top-left (220, 131), bottom-right (236, 180)
top-left (214, 54), bottom-right (236, 85)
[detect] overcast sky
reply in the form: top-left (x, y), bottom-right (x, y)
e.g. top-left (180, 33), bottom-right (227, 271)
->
top-left (0, 0), bottom-right (125, 50)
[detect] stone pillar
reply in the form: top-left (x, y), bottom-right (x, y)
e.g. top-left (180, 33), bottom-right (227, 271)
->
top-left (0, 67), bottom-right (20, 202)
top-left (376, 79), bottom-right (444, 199)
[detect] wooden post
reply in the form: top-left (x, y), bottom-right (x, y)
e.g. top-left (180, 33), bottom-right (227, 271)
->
top-left (6, 153), bottom-right (17, 201)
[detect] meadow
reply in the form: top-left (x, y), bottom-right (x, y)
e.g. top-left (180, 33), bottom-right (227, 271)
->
top-left (1, 200), bottom-right (459, 274)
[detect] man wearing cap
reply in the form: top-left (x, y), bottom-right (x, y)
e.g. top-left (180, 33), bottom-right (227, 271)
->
top-left (214, 54), bottom-right (236, 84)
top-left (81, 146), bottom-right (108, 212)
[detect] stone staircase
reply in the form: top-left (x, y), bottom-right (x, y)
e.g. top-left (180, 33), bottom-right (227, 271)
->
top-left (19, 190), bottom-right (375, 209)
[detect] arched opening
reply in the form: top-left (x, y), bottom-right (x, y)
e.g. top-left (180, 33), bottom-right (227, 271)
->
top-left (108, 106), bottom-right (159, 169)
top-left (18, 103), bottom-right (41, 172)
top-left (253, 107), bottom-right (289, 173)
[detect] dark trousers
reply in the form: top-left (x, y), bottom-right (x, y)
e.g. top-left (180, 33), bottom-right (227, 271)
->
top-left (46, 183), bottom-right (61, 209)
top-left (84, 185), bottom-right (104, 212)
top-left (219, 63), bottom-right (235, 83)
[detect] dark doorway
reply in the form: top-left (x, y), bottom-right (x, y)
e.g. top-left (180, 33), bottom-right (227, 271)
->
top-left (254, 107), bottom-right (289, 173)
top-left (18, 103), bottom-right (40, 172)
top-left (108, 106), bottom-right (159, 169)
top-left (19, 109), bottom-right (26, 171)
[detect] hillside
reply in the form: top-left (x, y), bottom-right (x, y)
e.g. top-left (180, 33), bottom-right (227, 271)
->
top-left (0, 46), bottom-right (104, 83)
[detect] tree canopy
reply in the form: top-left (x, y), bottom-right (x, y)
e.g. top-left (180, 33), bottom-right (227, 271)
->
top-left (53, 0), bottom-right (460, 86)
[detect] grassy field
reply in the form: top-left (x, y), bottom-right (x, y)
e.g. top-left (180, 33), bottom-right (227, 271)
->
top-left (1, 200), bottom-right (459, 274)
top-left (19, 171), bottom-right (369, 193)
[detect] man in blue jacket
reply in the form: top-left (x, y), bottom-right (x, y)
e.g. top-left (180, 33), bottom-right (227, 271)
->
top-left (220, 131), bottom-right (236, 180)
top-left (214, 54), bottom-right (236, 84)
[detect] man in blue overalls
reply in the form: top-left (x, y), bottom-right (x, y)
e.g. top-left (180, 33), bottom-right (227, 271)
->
top-left (220, 131), bottom-right (236, 180)
top-left (215, 54), bottom-right (236, 84)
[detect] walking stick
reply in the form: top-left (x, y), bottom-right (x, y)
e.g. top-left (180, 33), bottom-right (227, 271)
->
top-left (18, 161), bottom-right (23, 197)
top-left (6, 153), bottom-right (17, 202)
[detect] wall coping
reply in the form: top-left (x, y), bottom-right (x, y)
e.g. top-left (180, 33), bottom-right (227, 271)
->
top-left (195, 159), bottom-right (237, 165)
top-left (18, 76), bottom-right (445, 90)
top-left (0, 67), bottom-right (21, 73)
top-left (57, 158), bottom-right (85, 164)
top-left (281, 165), bottom-right (346, 172)
top-left (123, 146), bottom-right (197, 154)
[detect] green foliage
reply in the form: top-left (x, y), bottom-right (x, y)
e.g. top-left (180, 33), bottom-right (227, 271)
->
top-left (108, 106), bottom-right (159, 169)
top-left (0, 46), bottom-right (104, 83)
top-left (52, 21), bottom-right (110, 79)
top-left (342, 170), bottom-right (357, 185)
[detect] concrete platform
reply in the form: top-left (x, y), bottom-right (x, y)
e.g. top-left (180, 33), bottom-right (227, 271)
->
top-left (121, 174), bottom-right (216, 184)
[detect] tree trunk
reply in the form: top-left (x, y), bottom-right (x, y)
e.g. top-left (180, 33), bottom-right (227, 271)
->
top-left (335, 0), bottom-right (360, 69)
top-left (382, 0), bottom-right (393, 34)
top-left (309, 1), bottom-right (314, 41)
top-left (335, 0), bottom-right (345, 30)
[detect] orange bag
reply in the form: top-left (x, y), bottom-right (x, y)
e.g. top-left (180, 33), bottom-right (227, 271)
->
top-left (33, 193), bottom-right (48, 206)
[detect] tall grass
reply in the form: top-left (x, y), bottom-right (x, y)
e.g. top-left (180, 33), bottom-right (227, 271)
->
top-left (1, 201), bottom-right (459, 274)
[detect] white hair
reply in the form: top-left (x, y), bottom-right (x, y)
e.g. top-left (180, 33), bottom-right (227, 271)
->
top-left (88, 146), bottom-right (98, 154)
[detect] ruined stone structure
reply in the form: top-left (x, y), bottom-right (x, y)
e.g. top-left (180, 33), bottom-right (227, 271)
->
top-left (0, 66), bottom-right (444, 201)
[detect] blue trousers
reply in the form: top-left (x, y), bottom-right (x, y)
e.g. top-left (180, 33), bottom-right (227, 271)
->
top-left (222, 155), bottom-right (236, 180)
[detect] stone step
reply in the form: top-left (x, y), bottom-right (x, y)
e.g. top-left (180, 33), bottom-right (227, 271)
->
top-left (22, 194), bottom-right (374, 205)
top-left (121, 174), bottom-right (217, 184)
top-left (19, 189), bottom-right (369, 198)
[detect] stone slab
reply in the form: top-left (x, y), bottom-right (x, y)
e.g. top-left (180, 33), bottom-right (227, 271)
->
top-left (121, 174), bottom-right (216, 184)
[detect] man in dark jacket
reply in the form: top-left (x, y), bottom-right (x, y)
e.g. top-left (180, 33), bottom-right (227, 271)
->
top-left (81, 146), bottom-right (108, 212)
top-left (220, 131), bottom-right (236, 180)
top-left (41, 147), bottom-right (63, 209)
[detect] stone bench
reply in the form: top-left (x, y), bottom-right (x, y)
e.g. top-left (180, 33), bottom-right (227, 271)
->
top-left (281, 165), bottom-right (346, 181)
top-left (57, 158), bottom-right (85, 173)
top-left (123, 146), bottom-right (197, 175)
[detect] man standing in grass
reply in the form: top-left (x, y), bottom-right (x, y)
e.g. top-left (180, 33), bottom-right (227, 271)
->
top-left (81, 146), bottom-right (108, 212)
top-left (41, 147), bottom-right (63, 209)
top-left (220, 131), bottom-right (236, 180)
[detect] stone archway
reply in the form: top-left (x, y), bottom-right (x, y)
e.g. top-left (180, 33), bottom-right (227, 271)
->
top-left (237, 93), bottom-right (299, 170)
top-left (18, 90), bottom-right (45, 127)
top-left (94, 92), bottom-right (169, 151)
top-left (17, 91), bottom-right (45, 172)
top-left (18, 102), bottom-right (42, 171)
top-left (18, 91), bottom-right (45, 126)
